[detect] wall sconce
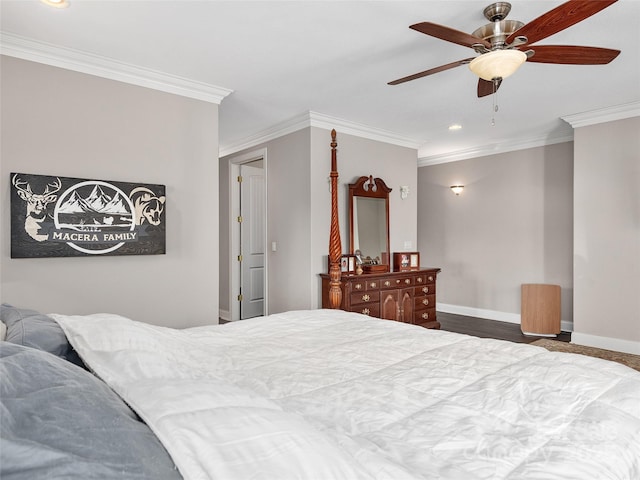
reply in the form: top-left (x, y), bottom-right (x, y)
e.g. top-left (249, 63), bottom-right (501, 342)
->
top-left (450, 185), bottom-right (464, 195)
top-left (41, 0), bottom-right (70, 8)
top-left (400, 186), bottom-right (410, 200)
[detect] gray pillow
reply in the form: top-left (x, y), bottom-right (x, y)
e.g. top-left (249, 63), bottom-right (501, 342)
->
top-left (0, 342), bottom-right (182, 480)
top-left (1, 303), bottom-right (85, 368)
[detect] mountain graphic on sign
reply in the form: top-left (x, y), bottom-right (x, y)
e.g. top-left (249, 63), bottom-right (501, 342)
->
top-left (57, 190), bottom-right (91, 214)
top-left (57, 184), bottom-right (130, 215)
top-left (101, 193), bottom-right (129, 214)
top-left (85, 185), bottom-right (112, 211)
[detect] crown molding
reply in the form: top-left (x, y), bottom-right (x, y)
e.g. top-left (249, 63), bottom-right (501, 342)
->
top-left (219, 111), bottom-right (422, 157)
top-left (220, 112), bottom-right (312, 158)
top-left (0, 32), bottom-right (233, 104)
top-left (417, 129), bottom-right (574, 167)
top-left (418, 100), bottom-right (640, 167)
top-left (561, 101), bottom-right (640, 128)
top-left (307, 112), bottom-right (423, 149)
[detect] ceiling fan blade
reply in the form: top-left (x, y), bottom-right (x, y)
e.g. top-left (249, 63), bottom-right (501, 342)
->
top-left (477, 78), bottom-right (502, 98)
top-left (526, 45), bottom-right (620, 64)
top-left (388, 58), bottom-right (475, 85)
top-left (410, 22), bottom-right (491, 49)
top-left (506, 0), bottom-right (618, 46)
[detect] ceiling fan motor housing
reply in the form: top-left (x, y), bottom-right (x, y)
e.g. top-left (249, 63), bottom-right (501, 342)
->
top-left (472, 20), bottom-right (524, 51)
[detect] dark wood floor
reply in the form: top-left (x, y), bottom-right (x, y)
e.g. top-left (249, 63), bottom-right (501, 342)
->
top-left (223, 311), bottom-right (571, 343)
top-left (437, 312), bottom-right (571, 343)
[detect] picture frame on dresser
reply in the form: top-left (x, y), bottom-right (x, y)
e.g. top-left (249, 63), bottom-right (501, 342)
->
top-left (340, 254), bottom-right (356, 274)
top-left (393, 252), bottom-right (420, 272)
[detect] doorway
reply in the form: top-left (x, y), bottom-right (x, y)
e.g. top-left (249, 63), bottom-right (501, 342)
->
top-left (229, 149), bottom-right (267, 321)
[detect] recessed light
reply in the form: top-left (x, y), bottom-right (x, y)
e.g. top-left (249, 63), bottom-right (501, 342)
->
top-left (41, 0), bottom-right (69, 8)
top-left (448, 124), bottom-right (463, 131)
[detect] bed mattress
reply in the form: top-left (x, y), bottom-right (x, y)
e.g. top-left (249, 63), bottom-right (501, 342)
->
top-left (53, 309), bottom-right (640, 480)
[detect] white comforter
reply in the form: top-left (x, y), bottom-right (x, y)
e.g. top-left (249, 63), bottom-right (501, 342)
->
top-left (53, 309), bottom-right (640, 480)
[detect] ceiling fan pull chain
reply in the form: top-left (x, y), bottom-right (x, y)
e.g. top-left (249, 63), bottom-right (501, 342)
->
top-left (491, 78), bottom-right (499, 126)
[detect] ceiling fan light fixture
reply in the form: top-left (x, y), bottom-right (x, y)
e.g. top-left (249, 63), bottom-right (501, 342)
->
top-left (469, 49), bottom-right (526, 81)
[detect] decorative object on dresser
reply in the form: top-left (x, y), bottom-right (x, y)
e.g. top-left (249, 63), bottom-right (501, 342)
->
top-left (340, 254), bottom-right (357, 274)
top-left (349, 175), bottom-right (391, 273)
top-left (321, 268), bottom-right (441, 329)
top-left (393, 251), bottom-right (420, 271)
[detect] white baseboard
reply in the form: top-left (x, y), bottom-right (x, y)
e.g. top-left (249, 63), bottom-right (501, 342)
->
top-left (571, 332), bottom-right (640, 355)
top-left (218, 309), bottom-right (230, 323)
top-left (436, 303), bottom-right (574, 333)
top-left (436, 303), bottom-right (639, 354)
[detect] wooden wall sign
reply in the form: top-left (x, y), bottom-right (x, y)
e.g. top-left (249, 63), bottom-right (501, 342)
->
top-left (10, 173), bottom-right (166, 258)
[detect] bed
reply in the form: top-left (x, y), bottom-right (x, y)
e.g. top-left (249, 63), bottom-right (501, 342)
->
top-left (2, 304), bottom-right (640, 479)
top-left (2, 131), bottom-right (640, 479)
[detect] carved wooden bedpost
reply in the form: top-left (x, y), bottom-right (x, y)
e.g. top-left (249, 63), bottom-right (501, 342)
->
top-left (328, 129), bottom-right (343, 309)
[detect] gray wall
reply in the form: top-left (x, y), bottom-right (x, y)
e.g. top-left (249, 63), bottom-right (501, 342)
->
top-left (573, 116), bottom-right (640, 351)
top-left (1, 57), bottom-right (220, 327)
top-left (265, 129), bottom-right (313, 313)
top-left (417, 142), bottom-right (574, 324)
top-left (220, 126), bottom-right (418, 315)
top-left (219, 129), bottom-right (311, 316)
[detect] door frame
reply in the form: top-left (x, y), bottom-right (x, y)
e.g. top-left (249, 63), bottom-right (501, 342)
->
top-left (228, 148), bottom-right (268, 321)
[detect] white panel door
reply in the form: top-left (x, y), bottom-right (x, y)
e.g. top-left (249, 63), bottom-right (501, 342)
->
top-left (240, 164), bottom-right (265, 319)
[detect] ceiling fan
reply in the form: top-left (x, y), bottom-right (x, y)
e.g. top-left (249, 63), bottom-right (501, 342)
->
top-left (388, 0), bottom-right (621, 97)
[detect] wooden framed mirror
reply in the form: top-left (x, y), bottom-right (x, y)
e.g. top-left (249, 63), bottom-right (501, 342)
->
top-left (349, 176), bottom-right (391, 273)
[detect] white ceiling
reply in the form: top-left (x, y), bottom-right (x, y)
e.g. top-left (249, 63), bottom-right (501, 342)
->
top-left (2, 1), bottom-right (639, 161)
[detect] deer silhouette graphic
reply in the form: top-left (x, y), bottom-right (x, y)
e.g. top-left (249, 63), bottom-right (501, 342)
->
top-left (12, 174), bottom-right (62, 242)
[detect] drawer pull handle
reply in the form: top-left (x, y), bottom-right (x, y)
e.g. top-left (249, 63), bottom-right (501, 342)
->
top-left (384, 281), bottom-right (391, 287)
top-left (428, 276), bottom-right (434, 282)
top-left (422, 287), bottom-right (429, 294)
top-left (405, 279), bottom-right (411, 285)
top-left (370, 282), bottom-right (377, 288)
top-left (417, 277), bottom-right (423, 283)
top-left (362, 294), bottom-right (370, 301)
top-left (355, 283), bottom-right (363, 290)
top-left (422, 312), bottom-right (429, 319)
top-left (362, 308), bottom-right (370, 315)
top-left (422, 299), bottom-right (429, 306)
top-left (395, 280), bottom-right (401, 285)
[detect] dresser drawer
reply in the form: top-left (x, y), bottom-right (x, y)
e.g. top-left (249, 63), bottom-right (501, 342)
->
top-left (414, 284), bottom-right (434, 296)
top-left (415, 273), bottom-right (436, 285)
top-left (363, 279), bottom-right (381, 290)
top-left (380, 278), bottom-right (395, 289)
top-left (350, 290), bottom-right (380, 306)
top-left (352, 303), bottom-right (380, 317)
top-left (347, 279), bottom-right (380, 293)
top-left (414, 307), bottom-right (436, 325)
top-left (389, 276), bottom-right (414, 288)
top-left (378, 276), bottom-right (413, 289)
top-left (414, 294), bottom-right (436, 310)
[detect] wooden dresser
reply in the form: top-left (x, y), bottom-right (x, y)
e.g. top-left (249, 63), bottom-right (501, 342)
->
top-left (320, 268), bottom-right (441, 329)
